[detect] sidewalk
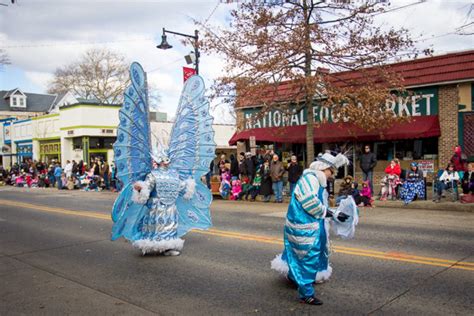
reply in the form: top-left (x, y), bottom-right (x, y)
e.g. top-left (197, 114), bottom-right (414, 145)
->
top-left (215, 195), bottom-right (474, 213)
top-left (2, 185), bottom-right (473, 213)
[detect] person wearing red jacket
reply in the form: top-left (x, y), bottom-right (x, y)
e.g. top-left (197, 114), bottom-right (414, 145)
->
top-left (380, 159), bottom-right (401, 200)
top-left (450, 145), bottom-right (467, 172)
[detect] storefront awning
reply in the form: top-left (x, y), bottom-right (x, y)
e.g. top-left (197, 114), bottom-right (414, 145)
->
top-left (229, 115), bottom-right (440, 145)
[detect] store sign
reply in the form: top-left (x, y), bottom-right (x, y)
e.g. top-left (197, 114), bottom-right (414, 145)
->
top-left (3, 124), bottom-right (11, 143)
top-left (417, 160), bottom-right (435, 173)
top-left (17, 144), bottom-right (33, 156)
top-left (243, 87), bottom-right (438, 129)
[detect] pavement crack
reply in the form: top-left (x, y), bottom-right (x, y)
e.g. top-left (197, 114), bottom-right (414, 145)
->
top-left (4, 255), bottom-right (159, 315)
top-left (367, 252), bottom-right (474, 315)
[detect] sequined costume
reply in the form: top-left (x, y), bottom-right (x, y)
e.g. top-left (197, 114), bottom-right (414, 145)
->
top-left (271, 153), bottom-right (358, 302)
top-left (111, 62), bottom-right (216, 255)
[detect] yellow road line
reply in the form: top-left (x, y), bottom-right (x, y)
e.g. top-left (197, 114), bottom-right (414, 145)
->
top-left (201, 228), bottom-right (474, 271)
top-left (1, 198), bottom-right (473, 271)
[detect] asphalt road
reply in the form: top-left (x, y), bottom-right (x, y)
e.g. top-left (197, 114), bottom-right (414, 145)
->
top-left (1, 186), bottom-right (473, 315)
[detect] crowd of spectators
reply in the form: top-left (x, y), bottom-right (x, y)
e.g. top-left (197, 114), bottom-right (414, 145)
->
top-left (215, 151), bottom-right (302, 203)
top-left (0, 158), bottom-right (119, 192)
top-left (1, 145), bottom-right (472, 205)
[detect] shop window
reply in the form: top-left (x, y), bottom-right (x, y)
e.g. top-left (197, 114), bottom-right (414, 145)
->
top-left (394, 137), bottom-right (438, 161)
top-left (73, 138), bottom-right (83, 150)
top-left (89, 137), bottom-right (116, 149)
top-left (104, 138), bottom-right (115, 149)
top-left (374, 142), bottom-right (391, 161)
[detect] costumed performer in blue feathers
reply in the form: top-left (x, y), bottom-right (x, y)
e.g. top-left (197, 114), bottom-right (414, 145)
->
top-left (271, 152), bottom-right (358, 305)
top-left (111, 62), bottom-right (216, 256)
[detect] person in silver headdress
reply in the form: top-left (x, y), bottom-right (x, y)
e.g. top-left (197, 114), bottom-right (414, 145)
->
top-left (271, 152), bottom-right (358, 305)
top-left (131, 148), bottom-right (195, 256)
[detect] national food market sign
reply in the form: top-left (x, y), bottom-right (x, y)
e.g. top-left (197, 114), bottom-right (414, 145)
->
top-left (243, 87), bottom-right (438, 129)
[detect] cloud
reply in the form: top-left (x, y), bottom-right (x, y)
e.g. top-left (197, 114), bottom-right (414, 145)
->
top-left (1, 0), bottom-right (472, 124)
top-left (24, 71), bottom-right (53, 91)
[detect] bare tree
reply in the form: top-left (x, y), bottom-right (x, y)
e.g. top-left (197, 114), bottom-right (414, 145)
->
top-left (201, 0), bottom-right (421, 162)
top-left (0, 48), bottom-right (10, 69)
top-left (48, 48), bottom-right (131, 104)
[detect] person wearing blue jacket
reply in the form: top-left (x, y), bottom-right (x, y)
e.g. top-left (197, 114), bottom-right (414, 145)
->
top-left (54, 163), bottom-right (63, 190)
top-left (271, 153), bottom-right (351, 305)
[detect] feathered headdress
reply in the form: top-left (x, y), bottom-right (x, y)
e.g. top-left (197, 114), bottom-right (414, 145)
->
top-left (310, 152), bottom-right (350, 173)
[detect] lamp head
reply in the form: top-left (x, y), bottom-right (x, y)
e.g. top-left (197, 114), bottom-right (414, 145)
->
top-left (157, 34), bottom-right (172, 50)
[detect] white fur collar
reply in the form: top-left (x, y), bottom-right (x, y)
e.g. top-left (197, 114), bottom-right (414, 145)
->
top-left (303, 169), bottom-right (327, 188)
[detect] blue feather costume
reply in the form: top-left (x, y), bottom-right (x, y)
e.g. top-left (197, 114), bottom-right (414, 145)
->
top-left (271, 154), bottom-right (358, 301)
top-left (111, 62), bottom-right (216, 255)
top-left (271, 169), bottom-right (332, 299)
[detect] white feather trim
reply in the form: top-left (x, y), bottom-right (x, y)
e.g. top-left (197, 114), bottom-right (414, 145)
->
top-left (315, 170), bottom-right (328, 188)
top-left (131, 181), bottom-right (150, 204)
top-left (302, 169), bottom-right (328, 188)
top-left (183, 178), bottom-right (196, 200)
top-left (315, 265), bottom-right (333, 282)
top-left (334, 153), bottom-right (350, 169)
top-left (132, 238), bottom-right (184, 255)
top-left (271, 254), bottom-right (289, 275)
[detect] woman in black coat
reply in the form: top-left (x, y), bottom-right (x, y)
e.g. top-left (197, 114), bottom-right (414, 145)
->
top-left (259, 159), bottom-right (273, 202)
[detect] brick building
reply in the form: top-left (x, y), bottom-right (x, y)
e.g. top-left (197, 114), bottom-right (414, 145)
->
top-left (230, 50), bottom-right (474, 183)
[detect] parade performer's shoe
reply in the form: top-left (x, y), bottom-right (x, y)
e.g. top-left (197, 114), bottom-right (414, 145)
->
top-left (301, 297), bottom-right (323, 305)
top-left (285, 276), bottom-right (298, 289)
top-left (164, 250), bottom-right (181, 256)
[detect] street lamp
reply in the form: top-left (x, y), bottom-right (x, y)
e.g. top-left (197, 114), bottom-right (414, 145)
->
top-left (156, 27), bottom-right (200, 75)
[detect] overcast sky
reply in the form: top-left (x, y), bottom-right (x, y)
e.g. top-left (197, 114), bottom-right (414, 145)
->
top-left (0, 0), bottom-right (473, 123)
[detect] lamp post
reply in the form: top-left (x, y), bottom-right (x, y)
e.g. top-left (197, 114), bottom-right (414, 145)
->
top-left (156, 27), bottom-right (200, 75)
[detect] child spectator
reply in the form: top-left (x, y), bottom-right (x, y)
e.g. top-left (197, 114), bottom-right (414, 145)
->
top-left (360, 180), bottom-right (373, 206)
top-left (231, 179), bottom-right (242, 200)
top-left (219, 170), bottom-right (231, 199)
top-left (380, 159), bottom-right (401, 201)
top-left (352, 181), bottom-right (372, 207)
top-left (66, 176), bottom-right (75, 190)
top-left (336, 176), bottom-right (354, 205)
top-left (248, 172), bottom-right (262, 202)
top-left (238, 176), bottom-right (252, 200)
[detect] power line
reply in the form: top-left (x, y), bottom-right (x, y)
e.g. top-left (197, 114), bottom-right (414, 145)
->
top-left (203, 1), bottom-right (220, 26)
top-left (1, 37), bottom-right (154, 49)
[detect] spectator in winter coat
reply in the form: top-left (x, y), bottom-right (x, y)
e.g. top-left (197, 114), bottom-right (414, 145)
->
top-left (244, 152), bottom-right (256, 183)
top-left (462, 162), bottom-right (474, 195)
top-left (359, 145), bottom-right (377, 193)
top-left (352, 182), bottom-right (371, 206)
top-left (77, 160), bottom-right (84, 175)
top-left (219, 170), bottom-right (231, 199)
top-left (270, 154), bottom-right (285, 203)
top-left (286, 155), bottom-right (303, 196)
top-left (54, 163), bottom-right (63, 190)
top-left (231, 179), bottom-right (242, 200)
top-left (400, 162), bottom-right (425, 205)
top-left (260, 159), bottom-right (273, 202)
top-left (248, 172), bottom-right (262, 201)
top-left (218, 154), bottom-right (230, 176)
top-left (238, 152), bottom-right (246, 176)
top-left (433, 163), bottom-right (460, 202)
top-left (380, 159), bottom-right (401, 201)
top-left (64, 160), bottom-right (73, 178)
top-left (229, 154), bottom-right (239, 179)
top-left (360, 181), bottom-right (372, 204)
top-left (450, 145), bottom-right (467, 172)
top-left (337, 175), bottom-right (354, 205)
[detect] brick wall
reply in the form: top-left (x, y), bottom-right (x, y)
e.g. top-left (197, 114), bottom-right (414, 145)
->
top-left (438, 85), bottom-right (459, 168)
